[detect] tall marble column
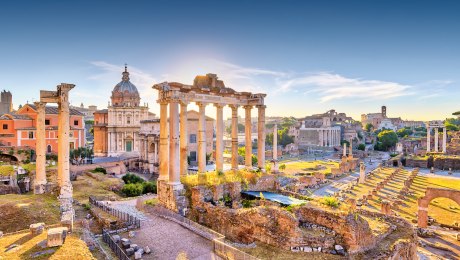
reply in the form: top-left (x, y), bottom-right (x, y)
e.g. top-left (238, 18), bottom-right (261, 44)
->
top-left (180, 102), bottom-right (188, 176)
top-left (434, 128), bottom-right (439, 152)
top-left (257, 105), bottom-right (266, 169)
top-left (319, 130), bottom-right (323, 146)
top-left (230, 105), bottom-right (239, 170)
top-left (34, 101), bottom-right (47, 194)
top-left (442, 128), bottom-right (447, 153)
top-left (244, 105), bottom-right (253, 168)
top-left (57, 84), bottom-right (74, 198)
top-left (197, 102), bottom-right (207, 173)
top-left (273, 124), bottom-right (278, 160)
top-left (426, 127), bottom-right (431, 152)
top-left (343, 142), bottom-right (347, 157)
top-left (169, 98), bottom-right (180, 184)
top-left (214, 104), bottom-right (224, 171)
top-left (159, 101), bottom-right (169, 181)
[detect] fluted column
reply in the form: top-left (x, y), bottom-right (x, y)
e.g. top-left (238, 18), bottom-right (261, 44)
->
top-left (197, 102), bottom-right (207, 173)
top-left (230, 105), bottom-right (239, 170)
top-left (34, 101), bottom-right (47, 194)
top-left (426, 127), bottom-right (431, 152)
top-left (443, 128), bottom-right (447, 153)
top-left (257, 105), bottom-right (266, 169)
top-left (57, 84), bottom-right (74, 198)
top-left (215, 104), bottom-right (224, 171)
top-left (180, 102), bottom-right (188, 176)
top-left (158, 101), bottom-right (169, 181)
top-left (244, 106), bottom-right (252, 168)
top-left (169, 98), bottom-right (180, 184)
top-left (273, 124), bottom-right (278, 160)
top-left (434, 128), bottom-right (439, 152)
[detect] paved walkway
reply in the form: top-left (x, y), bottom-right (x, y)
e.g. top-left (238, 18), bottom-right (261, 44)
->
top-left (130, 214), bottom-right (219, 260)
top-left (104, 197), bottom-right (219, 260)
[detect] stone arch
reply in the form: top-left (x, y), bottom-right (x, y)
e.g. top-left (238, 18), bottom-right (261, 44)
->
top-left (0, 153), bottom-right (18, 164)
top-left (418, 187), bottom-right (460, 227)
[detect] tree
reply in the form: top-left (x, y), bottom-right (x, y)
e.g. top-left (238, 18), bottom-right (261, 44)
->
top-left (376, 130), bottom-right (398, 151)
top-left (397, 128), bottom-right (413, 138)
top-left (237, 123), bottom-right (245, 133)
top-left (365, 123), bottom-right (374, 132)
top-left (357, 144), bottom-right (366, 151)
top-left (69, 147), bottom-right (93, 165)
top-left (445, 118), bottom-right (460, 131)
top-left (266, 127), bottom-right (294, 146)
top-left (340, 140), bottom-right (350, 146)
top-left (238, 147), bottom-right (257, 166)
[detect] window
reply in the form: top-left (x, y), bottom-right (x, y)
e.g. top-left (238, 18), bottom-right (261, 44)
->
top-left (2, 124), bottom-right (7, 130)
top-left (127, 117), bottom-right (131, 124)
top-left (190, 151), bottom-right (197, 161)
top-left (45, 119), bottom-right (50, 125)
top-left (190, 134), bottom-right (197, 143)
top-left (29, 131), bottom-right (34, 139)
top-left (74, 120), bottom-right (79, 126)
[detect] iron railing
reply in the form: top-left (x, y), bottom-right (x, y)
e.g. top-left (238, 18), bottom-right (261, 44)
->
top-left (102, 229), bottom-right (130, 260)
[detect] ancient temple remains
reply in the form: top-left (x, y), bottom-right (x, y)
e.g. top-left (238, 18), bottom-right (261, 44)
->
top-left (153, 73), bottom-right (266, 213)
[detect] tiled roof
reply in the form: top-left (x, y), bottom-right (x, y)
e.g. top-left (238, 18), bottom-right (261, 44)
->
top-left (0, 113), bottom-right (32, 120)
top-left (95, 109), bottom-right (108, 114)
top-left (27, 104), bottom-right (84, 116)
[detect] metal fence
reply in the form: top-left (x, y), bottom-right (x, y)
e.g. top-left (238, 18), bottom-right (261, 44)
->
top-left (89, 196), bottom-right (141, 229)
top-left (102, 229), bottom-right (130, 260)
top-left (151, 206), bottom-right (259, 260)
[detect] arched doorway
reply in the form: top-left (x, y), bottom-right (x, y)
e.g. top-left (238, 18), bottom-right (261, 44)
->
top-left (418, 187), bottom-right (460, 227)
top-left (47, 145), bottom-right (52, 153)
top-left (125, 136), bottom-right (133, 152)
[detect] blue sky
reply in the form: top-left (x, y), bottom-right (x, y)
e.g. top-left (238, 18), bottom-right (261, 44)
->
top-left (1, 0), bottom-right (459, 120)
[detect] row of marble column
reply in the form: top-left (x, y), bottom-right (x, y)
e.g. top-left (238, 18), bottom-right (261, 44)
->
top-left (318, 128), bottom-right (341, 147)
top-left (426, 127), bottom-right (447, 153)
top-left (34, 85), bottom-right (73, 196)
top-left (158, 99), bottom-right (266, 185)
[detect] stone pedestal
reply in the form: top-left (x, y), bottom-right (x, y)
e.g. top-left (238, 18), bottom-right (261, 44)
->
top-left (47, 227), bottom-right (68, 247)
top-left (359, 162), bottom-right (366, 184)
top-left (61, 209), bottom-right (74, 232)
top-left (157, 180), bottom-right (187, 214)
top-left (30, 223), bottom-right (45, 235)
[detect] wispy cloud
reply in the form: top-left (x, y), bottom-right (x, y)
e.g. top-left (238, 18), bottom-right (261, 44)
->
top-left (277, 72), bottom-right (415, 102)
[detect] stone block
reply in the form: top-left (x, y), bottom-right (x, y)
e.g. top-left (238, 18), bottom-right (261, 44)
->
top-left (122, 241), bottom-right (131, 249)
top-left (121, 238), bottom-right (129, 243)
top-left (130, 244), bottom-right (139, 251)
top-left (47, 227), bottom-right (68, 247)
top-left (144, 246), bottom-right (151, 254)
top-left (60, 210), bottom-right (74, 232)
top-left (126, 248), bottom-right (135, 256)
top-left (135, 251), bottom-right (143, 259)
top-left (112, 235), bottom-right (121, 243)
top-left (30, 223), bottom-right (45, 235)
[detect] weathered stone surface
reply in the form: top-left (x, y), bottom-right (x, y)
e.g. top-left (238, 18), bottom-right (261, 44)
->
top-left (134, 250), bottom-right (142, 259)
top-left (30, 223), bottom-right (45, 235)
top-left (112, 235), bottom-right (121, 243)
top-left (144, 246), bottom-right (151, 254)
top-left (126, 248), bottom-right (135, 256)
top-left (47, 227), bottom-right (68, 247)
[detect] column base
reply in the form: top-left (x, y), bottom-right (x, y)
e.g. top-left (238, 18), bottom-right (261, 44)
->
top-left (34, 182), bottom-right (47, 194)
top-left (157, 180), bottom-right (187, 215)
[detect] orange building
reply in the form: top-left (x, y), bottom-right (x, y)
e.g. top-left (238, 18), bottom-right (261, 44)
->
top-left (0, 103), bottom-right (85, 153)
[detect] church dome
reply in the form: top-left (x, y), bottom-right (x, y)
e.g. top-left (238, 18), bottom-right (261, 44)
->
top-left (111, 65), bottom-right (141, 107)
top-left (113, 65), bottom-right (139, 95)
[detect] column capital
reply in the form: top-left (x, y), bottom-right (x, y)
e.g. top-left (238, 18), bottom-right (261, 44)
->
top-left (33, 101), bottom-right (47, 109)
top-left (229, 104), bottom-right (239, 110)
top-left (214, 103), bottom-right (225, 108)
top-left (179, 100), bottom-right (189, 106)
top-left (243, 105), bottom-right (253, 110)
top-left (157, 99), bottom-right (169, 105)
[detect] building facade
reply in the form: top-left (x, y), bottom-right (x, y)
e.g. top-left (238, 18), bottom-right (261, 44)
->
top-left (93, 66), bottom-right (150, 157)
top-left (0, 103), bottom-right (85, 152)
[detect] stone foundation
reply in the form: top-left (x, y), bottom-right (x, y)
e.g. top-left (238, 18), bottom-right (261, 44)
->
top-left (157, 180), bottom-right (187, 215)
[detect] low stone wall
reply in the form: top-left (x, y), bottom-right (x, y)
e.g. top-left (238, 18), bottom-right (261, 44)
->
top-left (405, 158), bottom-right (428, 168)
top-left (433, 157), bottom-right (460, 170)
top-left (70, 161), bottom-right (128, 175)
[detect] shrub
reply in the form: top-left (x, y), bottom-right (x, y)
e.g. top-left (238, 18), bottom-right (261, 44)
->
top-left (82, 203), bottom-right (91, 210)
top-left (144, 198), bottom-right (158, 206)
top-left (0, 165), bottom-right (15, 176)
top-left (92, 167), bottom-right (107, 174)
top-left (321, 196), bottom-right (340, 208)
top-left (265, 164), bottom-right (272, 173)
top-left (279, 164), bottom-right (286, 171)
top-left (142, 181), bottom-right (157, 194)
top-left (122, 183), bottom-right (144, 197)
top-left (242, 199), bottom-right (253, 208)
top-left (122, 173), bottom-right (144, 184)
